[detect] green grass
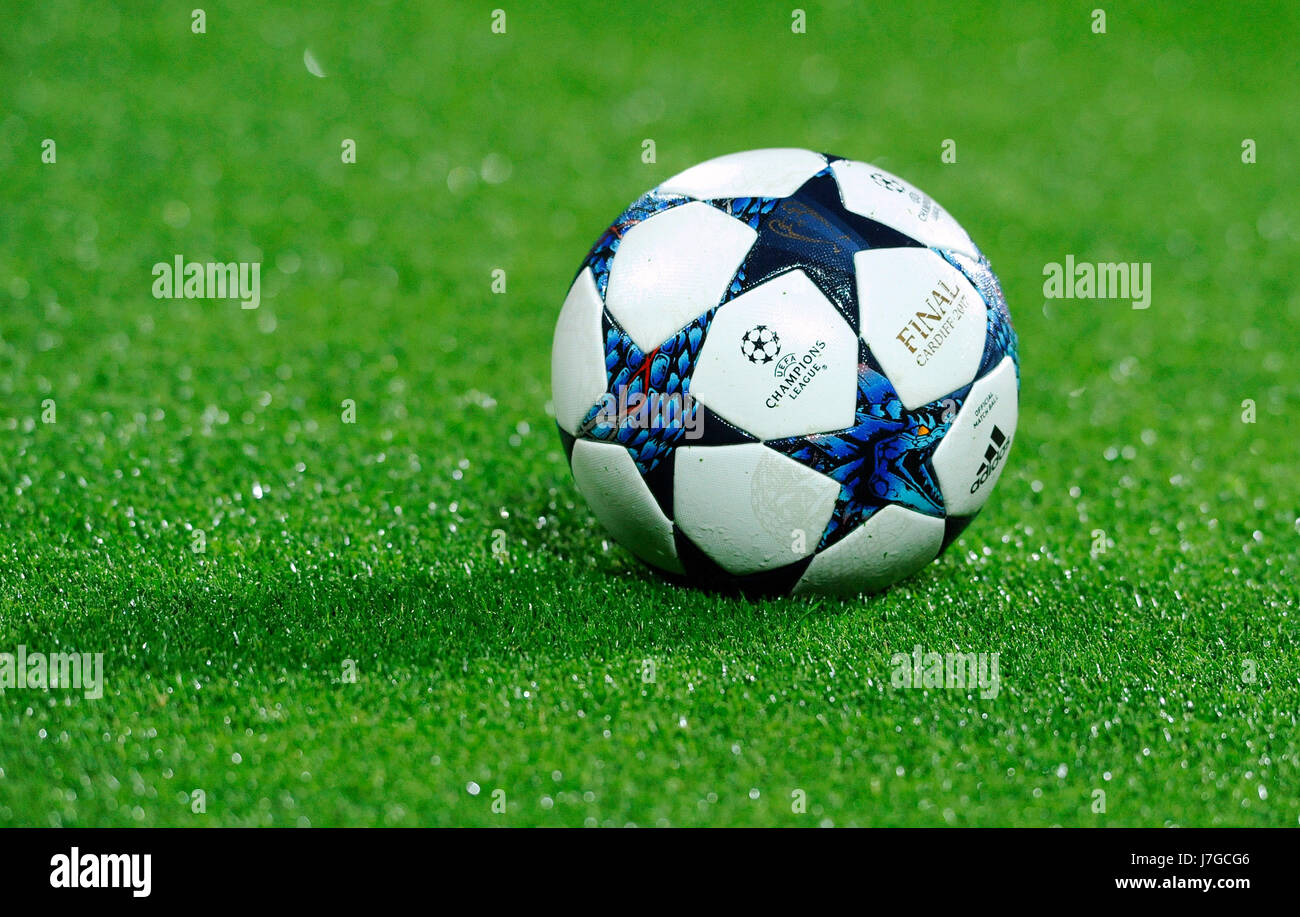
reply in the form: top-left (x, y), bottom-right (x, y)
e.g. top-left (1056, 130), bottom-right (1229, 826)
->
top-left (1, 0), bottom-right (1297, 826)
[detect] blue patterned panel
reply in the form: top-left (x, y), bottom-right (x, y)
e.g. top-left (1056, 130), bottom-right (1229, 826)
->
top-left (576, 309), bottom-right (715, 475)
top-left (768, 352), bottom-right (969, 550)
top-left (939, 248), bottom-right (1019, 382)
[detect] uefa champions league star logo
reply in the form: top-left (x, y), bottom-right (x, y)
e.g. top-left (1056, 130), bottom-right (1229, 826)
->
top-left (741, 325), bottom-right (781, 364)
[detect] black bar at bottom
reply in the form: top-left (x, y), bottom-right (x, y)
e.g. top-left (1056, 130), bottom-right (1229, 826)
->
top-left (0, 826), bottom-right (1285, 903)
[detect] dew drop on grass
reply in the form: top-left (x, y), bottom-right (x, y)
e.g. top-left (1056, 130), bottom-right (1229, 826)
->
top-left (447, 166), bottom-right (476, 195)
top-left (480, 154), bottom-right (513, 184)
top-left (303, 49), bottom-right (326, 78)
top-left (162, 200), bottom-right (190, 228)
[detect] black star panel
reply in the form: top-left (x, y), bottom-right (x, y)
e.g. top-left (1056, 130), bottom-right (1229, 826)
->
top-left (670, 527), bottom-right (815, 597)
top-left (640, 408), bottom-right (755, 525)
top-left (726, 170), bottom-right (925, 335)
top-left (558, 428), bottom-right (577, 466)
top-left (940, 514), bottom-right (976, 554)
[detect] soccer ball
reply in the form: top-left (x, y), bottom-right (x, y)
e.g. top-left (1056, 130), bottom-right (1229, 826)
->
top-left (551, 149), bottom-right (1018, 596)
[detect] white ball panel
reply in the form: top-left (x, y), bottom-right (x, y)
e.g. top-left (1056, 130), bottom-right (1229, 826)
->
top-left (658, 148), bottom-right (827, 200)
top-left (605, 202), bottom-right (757, 353)
top-left (856, 247), bottom-right (987, 410)
top-left (570, 439), bottom-right (685, 574)
top-left (690, 270), bottom-right (858, 441)
top-left (830, 159), bottom-right (978, 257)
top-left (793, 505), bottom-right (944, 596)
top-left (674, 443), bottom-right (838, 576)
top-left (931, 356), bottom-right (1019, 517)
top-left (551, 268), bottom-right (610, 436)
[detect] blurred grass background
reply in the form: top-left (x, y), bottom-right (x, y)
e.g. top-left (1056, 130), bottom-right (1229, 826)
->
top-left (0, 0), bottom-right (1296, 825)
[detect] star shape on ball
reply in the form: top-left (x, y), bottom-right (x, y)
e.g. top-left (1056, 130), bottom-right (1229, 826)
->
top-left (766, 358), bottom-right (970, 550)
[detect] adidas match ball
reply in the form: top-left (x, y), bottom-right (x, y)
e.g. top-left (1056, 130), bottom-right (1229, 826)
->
top-left (551, 149), bottom-right (1018, 596)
